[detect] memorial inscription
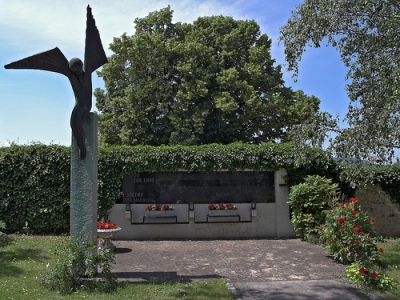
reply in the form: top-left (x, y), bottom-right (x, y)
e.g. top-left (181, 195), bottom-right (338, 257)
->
top-left (120, 171), bottom-right (275, 204)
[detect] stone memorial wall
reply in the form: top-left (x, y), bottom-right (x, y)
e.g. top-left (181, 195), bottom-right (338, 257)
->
top-left (109, 169), bottom-right (296, 239)
top-left (119, 171), bottom-right (275, 205)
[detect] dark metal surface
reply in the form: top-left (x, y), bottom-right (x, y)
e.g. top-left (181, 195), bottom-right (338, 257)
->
top-left (4, 5), bottom-right (107, 159)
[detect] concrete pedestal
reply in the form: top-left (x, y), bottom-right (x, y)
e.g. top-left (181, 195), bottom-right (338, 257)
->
top-left (70, 112), bottom-right (98, 243)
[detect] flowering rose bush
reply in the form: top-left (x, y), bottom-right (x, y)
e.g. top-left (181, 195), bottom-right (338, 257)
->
top-left (146, 204), bottom-right (174, 211)
top-left (320, 197), bottom-right (383, 264)
top-left (97, 220), bottom-right (118, 229)
top-left (346, 262), bottom-right (395, 292)
top-left (208, 202), bottom-right (237, 210)
top-left (319, 197), bottom-right (395, 291)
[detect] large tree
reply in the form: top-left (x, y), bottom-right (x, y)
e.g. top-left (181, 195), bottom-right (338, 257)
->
top-left (280, 0), bottom-right (400, 163)
top-left (95, 6), bottom-right (320, 146)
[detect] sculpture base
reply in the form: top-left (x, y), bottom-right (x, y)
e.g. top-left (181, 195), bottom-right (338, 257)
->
top-left (70, 113), bottom-right (98, 244)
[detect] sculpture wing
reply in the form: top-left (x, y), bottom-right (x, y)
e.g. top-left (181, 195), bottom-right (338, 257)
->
top-left (84, 5), bottom-right (108, 74)
top-left (4, 47), bottom-right (70, 77)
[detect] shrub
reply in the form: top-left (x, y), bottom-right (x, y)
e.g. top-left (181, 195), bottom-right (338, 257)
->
top-left (320, 197), bottom-right (396, 292)
top-left (346, 262), bottom-right (395, 292)
top-left (320, 197), bottom-right (382, 264)
top-left (42, 235), bottom-right (116, 294)
top-left (288, 175), bottom-right (338, 241)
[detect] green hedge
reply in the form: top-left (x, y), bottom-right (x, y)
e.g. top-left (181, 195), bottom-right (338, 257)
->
top-left (0, 144), bottom-right (70, 234)
top-left (0, 142), bottom-right (398, 234)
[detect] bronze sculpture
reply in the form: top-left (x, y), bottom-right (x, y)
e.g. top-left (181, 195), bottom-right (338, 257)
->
top-left (4, 5), bottom-right (107, 159)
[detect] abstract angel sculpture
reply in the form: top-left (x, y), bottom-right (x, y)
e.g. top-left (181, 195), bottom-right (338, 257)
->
top-left (4, 6), bottom-right (107, 159)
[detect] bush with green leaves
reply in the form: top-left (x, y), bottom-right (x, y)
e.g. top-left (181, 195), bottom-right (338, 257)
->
top-left (288, 175), bottom-right (339, 241)
top-left (320, 197), bottom-right (383, 264)
top-left (319, 197), bottom-right (395, 292)
top-left (346, 262), bottom-right (396, 292)
top-left (42, 236), bottom-right (116, 294)
top-left (0, 143), bottom-right (70, 234)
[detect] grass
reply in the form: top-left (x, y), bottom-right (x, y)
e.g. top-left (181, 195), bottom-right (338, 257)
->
top-left (375, 238), bottom-right (400, 300)
top-left (0, 235), bottom-right (235, 300)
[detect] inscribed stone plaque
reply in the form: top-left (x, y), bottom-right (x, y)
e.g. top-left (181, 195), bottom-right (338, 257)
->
top-left (119, 171), bottom-right (275, 204)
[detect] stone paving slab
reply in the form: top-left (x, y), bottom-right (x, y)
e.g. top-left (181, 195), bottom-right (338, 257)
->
top-left (110, 239), bottom-right (373, 299)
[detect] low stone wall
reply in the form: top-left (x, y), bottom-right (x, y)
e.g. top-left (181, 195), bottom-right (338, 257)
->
top-left (355, 184), bottom-right (400, 238)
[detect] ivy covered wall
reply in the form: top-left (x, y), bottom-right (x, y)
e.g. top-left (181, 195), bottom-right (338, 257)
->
top-left (1, 143), bottom-right (398, 234)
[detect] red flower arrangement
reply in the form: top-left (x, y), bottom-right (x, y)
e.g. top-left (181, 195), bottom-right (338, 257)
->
top-left (97, 220), bottom-right (118, 229)
top-left (146, 204), bottom-right (174, 211)
top-left (208, 202), bottom-right (237, 210)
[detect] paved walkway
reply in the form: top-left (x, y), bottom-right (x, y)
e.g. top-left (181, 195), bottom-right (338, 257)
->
top-left (111, 239), bottom-right (375, 299)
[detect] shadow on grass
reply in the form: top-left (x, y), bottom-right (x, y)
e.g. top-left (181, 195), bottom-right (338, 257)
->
top-left (0, 235), bottom-right (14, 248)
top-left (0, 238), bottom-right (50, 277)
top-left (380, 240), bottom-right (400, 268)
top-left (171, 280), bottom-right (234, 300)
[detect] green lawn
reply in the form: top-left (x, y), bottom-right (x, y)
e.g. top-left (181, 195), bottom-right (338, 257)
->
top-left (0, 235), bottom-right (235, 300)
top-left (376, 238), bottom-right (400, 300)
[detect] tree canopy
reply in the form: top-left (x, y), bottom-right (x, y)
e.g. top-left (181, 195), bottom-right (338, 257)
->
top-left (95, 6), bottom-right (320, 146)
top-left (280, 0), bottom-right (400, 163)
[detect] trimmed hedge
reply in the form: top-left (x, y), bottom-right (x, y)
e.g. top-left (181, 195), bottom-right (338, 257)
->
top-left (0, 142), bottom-right (398, 234)
top-left (0, 144), bottom-right (70, 234)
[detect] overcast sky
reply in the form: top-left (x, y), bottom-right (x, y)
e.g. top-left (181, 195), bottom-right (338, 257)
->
top-left (0, 0), bottom-right (348, 146)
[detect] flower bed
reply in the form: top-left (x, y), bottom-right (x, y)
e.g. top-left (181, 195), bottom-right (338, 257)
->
top-left (208, 202), bottom-right (238, 217)
top-left (146, 204), bottom-right (174, 211)
top-left (145, 204), bottom-right (175, 217)
top-left (208, 202), bottom-right (237, 210)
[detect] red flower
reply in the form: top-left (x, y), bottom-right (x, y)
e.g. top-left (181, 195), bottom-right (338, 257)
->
top-left (208, 203), bottom-right (216, 210)
top-left (379, 248), bottom-right (384, 253)
top-left (338, 218), bottom-right (346, 224)
top-left (354, 226), bottom-right (360, 232)
top-left (351, 211), bottom-right (357, 215)
top-left (345, 202), bottom-right (350, 207)
top-left (360, 232), bottom-right (365, 236)
top-left (359, 267), bottom-right (366, 274)
top-left (146, 204), bottom-right (174, 211)
top-left (340, 203), bottom-right (344, 208)
top-left (373, 227), bottom-right (377, 231)
top-left (97, 221), bottom-right (118, 229)
top-left (356, 240), bottom-right (360, 245)
top-left (226, 202), bottom-right (236, 210)
top-left (218, 202), bottom-right (226, 209)
top-left (350, 197), bottom-right (358, 202)
top-left (370, 217), bottom-right (375, 222)
top-left (371, 272), bottom-right (378, 279)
